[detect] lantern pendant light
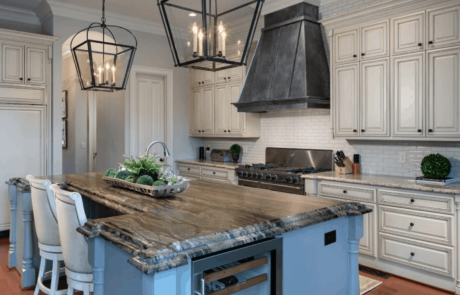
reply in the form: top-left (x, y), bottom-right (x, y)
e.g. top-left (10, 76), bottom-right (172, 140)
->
top-left (157, 0), bottom-right (264, 72)
top-left (71, 0), bottom-right (137, 91)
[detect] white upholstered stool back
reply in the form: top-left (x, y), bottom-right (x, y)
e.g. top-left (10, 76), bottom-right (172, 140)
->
top-left (26, 175), bottom-right (60, 249)
top-left (50, 184), bottom-right (93, 294)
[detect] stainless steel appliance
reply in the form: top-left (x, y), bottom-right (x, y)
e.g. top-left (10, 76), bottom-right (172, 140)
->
top-left (236, 148), bottom-right (333, 195)
top-left (210, 149), bottom-right (232, 162)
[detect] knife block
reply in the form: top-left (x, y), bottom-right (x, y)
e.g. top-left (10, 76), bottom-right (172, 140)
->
top-left (336, 157), bottom-right (353, 175)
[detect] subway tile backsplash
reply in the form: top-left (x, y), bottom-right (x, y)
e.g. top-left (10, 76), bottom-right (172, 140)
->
top-left (201, 109), bottom-right (460, 178)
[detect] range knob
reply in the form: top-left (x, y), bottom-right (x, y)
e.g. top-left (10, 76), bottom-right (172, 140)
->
top-left (243, 171), bottom-right (248, 177)
top-left (258, 173), bottom-right (263, 179)
top-left (271, 175), bottom-right (278, 181)
top-left (293, 177), bottom-right (300, 184)
top-left (238, 171), bottom-right (243, 177)
top-left (248, 172), bottom-right (254, 178)
top-left (266, 174), bottom-right (272, 180)
top-left (286, 177), bottom-right (293, 183)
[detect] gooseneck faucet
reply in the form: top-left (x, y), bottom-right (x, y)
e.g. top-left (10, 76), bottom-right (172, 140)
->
top-left (145, 141), bottom-right (171, 157)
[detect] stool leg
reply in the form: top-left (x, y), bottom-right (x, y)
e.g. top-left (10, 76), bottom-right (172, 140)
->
top-left (50, 257), bottom-right (59, 295)
top-left (34, 257), bottom-right (46, 295)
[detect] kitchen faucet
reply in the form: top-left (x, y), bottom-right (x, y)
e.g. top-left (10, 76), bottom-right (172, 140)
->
top-left (145, 141), bottom-right (171, 158)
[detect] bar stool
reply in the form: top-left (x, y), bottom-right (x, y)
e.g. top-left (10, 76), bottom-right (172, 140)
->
top-left (49, 184), bottom-right (94, 295)
top-left (26, 175), bottom-right (67, 295)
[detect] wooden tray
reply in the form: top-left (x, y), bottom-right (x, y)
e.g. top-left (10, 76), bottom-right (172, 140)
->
top-left (102, 176), bottom-right (189, 198)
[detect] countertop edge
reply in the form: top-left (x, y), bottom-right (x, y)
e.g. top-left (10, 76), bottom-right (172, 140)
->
top-left (175, 159), bottom-right (244, 170)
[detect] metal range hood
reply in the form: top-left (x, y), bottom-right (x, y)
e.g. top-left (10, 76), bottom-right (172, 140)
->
top-left (234, 3), bottom-right (330, 113)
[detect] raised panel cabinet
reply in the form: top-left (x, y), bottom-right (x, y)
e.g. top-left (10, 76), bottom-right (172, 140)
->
top-left (360, 58), bottom-right (389, 137)
top-left (360, 21), bottom-right (389, 60)
top-left (392, 53), bottom-right (425, 137)
top-left (334, 28), bottom-right (359, 64)
top-left (392, 12), bottom-right (425, 55)
top-left (334, 63), bottom-right (359, 137)
top-left (25, 47), bottom-right (46, 85)
top-left (228, 82), bottom-right (244, 135)
top-left (189, 88), bottom-right (202, 135)
top-left (191, 69), bottom-right (203, 88)
top-left (427, 47), bottom-right (460, 138)
top-left (2, 44), bottom-right (24, 83)
top-left (214, 84), bottom-right (228, 135)
top-left (201, 86), bottom-right (214, 134)
top-left (215, 67), bottom-right (243, 84)
top-left (427, 5), bottom-right (460, 49)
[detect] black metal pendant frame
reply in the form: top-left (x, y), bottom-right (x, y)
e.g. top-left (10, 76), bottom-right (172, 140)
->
top-left (70, 1), bottom-right (137, 91)
top-left (158, 0), bottom-right (264, 72)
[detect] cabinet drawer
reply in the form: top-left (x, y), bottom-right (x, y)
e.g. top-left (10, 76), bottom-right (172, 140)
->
top-left (379, 206), bottom-right (453, 245)
top-left (378, 190), bottom-right (454, 215)
top-left (318, 182), bottom-right (376, 203)
top-left (379, 234), bottom-right (453, 277)
top-left (202, 168), bottom-right (228, 179)
top-left (178, 165), bottom-right (201, 176)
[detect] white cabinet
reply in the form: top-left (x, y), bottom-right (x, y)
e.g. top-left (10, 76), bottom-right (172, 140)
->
top-left (176, 162), bottom-right (237, 185)
top-left (215, 67), bottom-right (244, 84)
top-left (189, 86), bottom-right (214, 136)
top-left (392, 53), bottom-right (425, 137)
top-left (191, 69), bottom-right (214, 88)
top-left (334, 64), bottom-right (359, 136)
top-left (360, 58), bottom-right (389, 137)
top-left (427, 5), bottom-right (460, 49)
top-left (334, 29), bottom-right (359, 64)
top-left (360, 21), bottom-right (389, 60)
top-left (392, 12), bottom-right (425, 55)
top-left (2, 44), bottom-right (47, 85)
top-left (427, 47), bottom-right (460, 138)
top-left (214, 84), bottom-right (228, 135)
top-left (228, 82), bottom-right (244, 135)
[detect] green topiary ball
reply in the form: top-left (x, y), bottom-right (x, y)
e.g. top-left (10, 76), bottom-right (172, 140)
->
top-left (125, 176), bottom-right (135, 183)
top-left (104, 169), bottom-right (117, 178)
top-left (421, 154), bottom-right (451, 179)
top-left (136, 175), bottom-right (154, 186)
top-left (153, 180), bottom-right (166, 186)
top-left (115, 170), bottom-right (133, 180)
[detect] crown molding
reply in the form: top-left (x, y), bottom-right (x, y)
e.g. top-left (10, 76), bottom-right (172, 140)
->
top-left (319, 0), bottom-right (455, 29)
top-left (254, 0), bottom-right (321, 15)
top-left (45, 0), bottom-right (166, 36)
top-left (0, 27), bottom-right (58, 45)
top-left (0, 4), bottom-right (41, 26)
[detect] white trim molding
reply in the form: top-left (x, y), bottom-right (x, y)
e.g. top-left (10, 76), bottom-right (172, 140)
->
top-left (0, 28), bottom-right (58, 45)
top-left (126, 66), bottom-right (174, 164)
top-left (253, 0), bottom-right (321, 15)
top-left (0, 4), bottom-right (41, 26)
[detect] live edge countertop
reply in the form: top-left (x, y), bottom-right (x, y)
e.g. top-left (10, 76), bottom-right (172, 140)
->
top-left (175, 159), bottom-right (246, 170)
top-left (39, 172), bottom-right (370, 275)
top-left (302, 171), bottom-right (460, 195)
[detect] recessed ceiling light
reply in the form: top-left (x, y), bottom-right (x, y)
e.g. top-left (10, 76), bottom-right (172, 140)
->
top-left (189, 13), bottom-right (197, 17)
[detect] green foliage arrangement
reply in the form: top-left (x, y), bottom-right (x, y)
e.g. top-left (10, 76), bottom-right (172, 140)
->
top-left (115, 170), bottom-right (133, 180)
top-left (125, 176), bottom-right (135, 183)
top-left (136, 175), bottom-right (154, 186)
top-left (421, 154), bottom-right (451, 179)
top-left (229, 144), bottom-right (241, 153)
top-left (104, 169), bottom-right (117, 178)
top-left (121, 154), bottom-right (163, 179)
top-left (153, 180), bottom-right (167, 186)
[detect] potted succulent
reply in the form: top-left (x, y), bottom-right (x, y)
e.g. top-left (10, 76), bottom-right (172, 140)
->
top-left (229, 144), bottom-right (242, 163)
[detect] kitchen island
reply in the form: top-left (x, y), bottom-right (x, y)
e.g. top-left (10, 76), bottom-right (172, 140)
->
top-left (36, 172), bottom-right (370, 295)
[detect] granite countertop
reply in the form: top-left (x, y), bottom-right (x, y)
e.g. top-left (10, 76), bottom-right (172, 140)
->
top-left (303, 171), bottom-right (460, 195)
top-left (39, 173), bottom-right (370, 275)
top-left (175, 159), bottom-right (247, 170)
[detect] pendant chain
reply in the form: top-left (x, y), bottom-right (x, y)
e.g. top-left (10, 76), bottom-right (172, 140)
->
top-left (101, 0), bottom-right (106, 24)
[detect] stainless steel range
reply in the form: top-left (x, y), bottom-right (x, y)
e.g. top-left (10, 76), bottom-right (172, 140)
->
top-left (236, 148), bottom-right (333, 195)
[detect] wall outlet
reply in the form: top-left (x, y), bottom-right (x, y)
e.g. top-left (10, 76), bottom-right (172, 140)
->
top-left (399, 152), bottom-right (406, 163)
top-left (81, 142), bottom-right (86, 149)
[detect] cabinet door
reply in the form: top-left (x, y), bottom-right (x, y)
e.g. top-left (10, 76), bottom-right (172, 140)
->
top-left (228, 82), bottom-right (244, 135)
top-left (214, 84), bottom-right (229, 135)
top-left (215, 69), bottom-right (229, 84)
top-left (201, 86), bottom-right (214, 135)
top-left (361, 21), bottom-right (389, 60)
top-left (25, 47), bottom-right (46, 85)
top-left (427, 5), bottom-right (460, 49)
top-left (202, 70), bottom-right (214, 86)
top-left (334, 64), bottom-right (359, 137)
top-left (360, 203), bottom-right (376, 257)
top-left (190, 88), bottom-right (202, 135)
top-left (229, 66), bottom-right (243, 82)
top-left (190, 69), bottom-right (203, 88)
top-left (2, 44), bottom-right (24, 83)
top-left (392, 13), bottom-right (425, 55)
top-left (360, 58), bottom-right (389, 137)
top-left (427, 48), bottom-right (460, 138)
top-left (393, 53), bottom-right (425, 137)
top-left (334, 28), bottom-right (359, 64)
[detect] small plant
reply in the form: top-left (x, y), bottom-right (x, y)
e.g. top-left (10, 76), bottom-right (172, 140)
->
top-left (421, 154), bottom-right (451, 179)
top-left (115, 170), bottom-right (133, 180)
top-left (136, 175), bottom-right (154, 186)
top-left (153, 180), bottom-right (167, 186)
top-left (120, 154), bottom-right (163, 180)
top-left (229, 144), bottom-right (241, 153)
top-left (104, 169), bottom-right (117, 178)
top-left (125, 176), bottom-right (135, 183)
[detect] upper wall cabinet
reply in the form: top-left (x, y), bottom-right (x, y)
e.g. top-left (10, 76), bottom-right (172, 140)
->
top-left (361, 21), bottom-right (389, 60)
top-left (392, 12), bottom-right (425, 55)
top-left (334, 29), bottom-right (359, 64)
top-left (2, 44), bottom-right (47, 85)
top-left (334, 63), bottom-right (359, 136)
top-left (427, 5), bottom-right (460, 50)
top-left (191, 69), bottom-right (214, 88)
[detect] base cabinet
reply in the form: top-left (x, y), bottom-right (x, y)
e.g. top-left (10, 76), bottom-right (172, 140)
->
top-left (176, 162), bottom-right (237, 185)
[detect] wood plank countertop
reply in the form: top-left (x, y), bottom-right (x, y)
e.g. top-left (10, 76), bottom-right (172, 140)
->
top-left (39, 172), bottom-right (371, 275)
